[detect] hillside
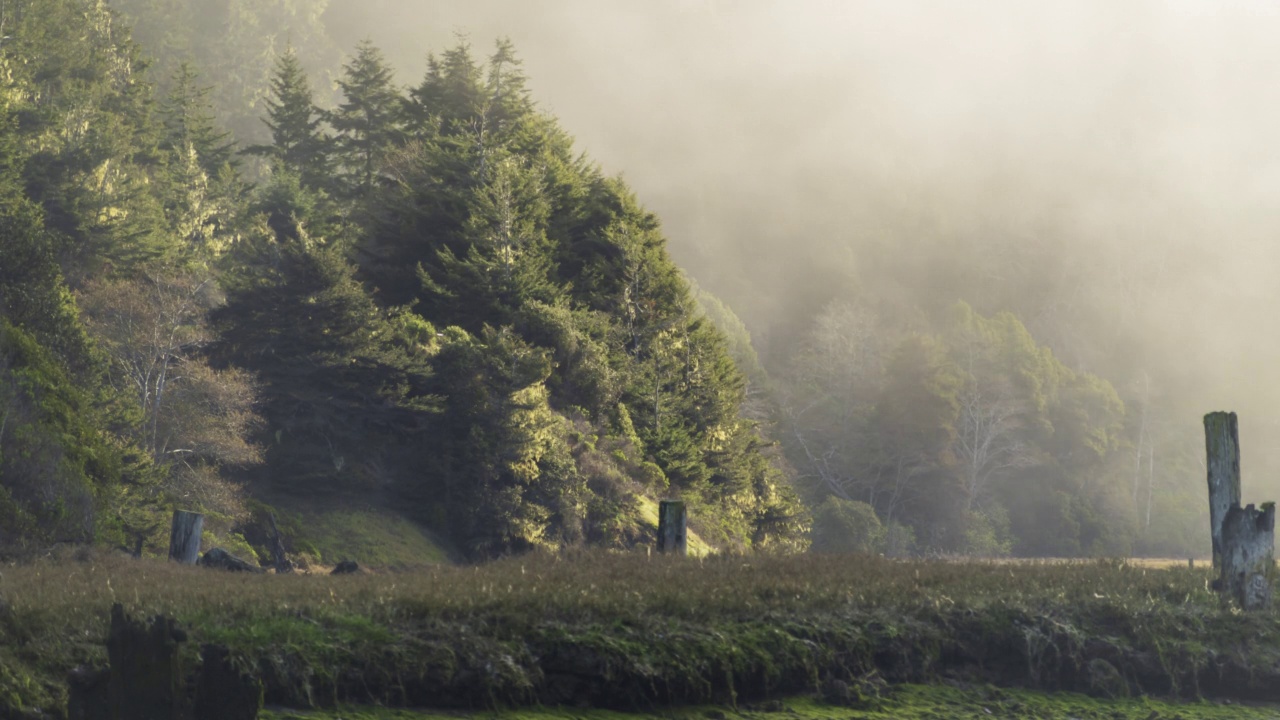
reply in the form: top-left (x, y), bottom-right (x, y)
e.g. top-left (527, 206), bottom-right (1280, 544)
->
top-left (0, 0), bottom-right (805, 563)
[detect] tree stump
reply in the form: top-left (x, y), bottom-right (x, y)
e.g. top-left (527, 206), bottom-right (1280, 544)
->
top-left (1221, 502), bottom-right (1276, 611)
top-left (658, 500), bottom-right (687, 556)
top-left (168, 510), bottom-right (204, 565)
top-left (106, 603), bottom-right (186, 720)
top-left (1204, 412), bottom-right (1242, 571)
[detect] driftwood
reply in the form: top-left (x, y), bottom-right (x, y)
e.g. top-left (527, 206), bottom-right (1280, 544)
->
top-left (168, 510), bottom-right (204, 565)
top-left (1204, 412), bottom-right (1242, 571)
top-left (1221, 503), bottom-right (1276, 611)
top-left (658, 500), bottom-right (687, 556)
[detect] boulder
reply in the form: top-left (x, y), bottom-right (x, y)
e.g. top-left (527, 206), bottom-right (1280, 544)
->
top-left (198, 548), bottom-right (265, 573)
top-left (331, 560), bottom-right (361, 575)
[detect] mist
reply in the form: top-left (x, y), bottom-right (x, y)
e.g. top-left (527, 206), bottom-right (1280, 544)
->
top-left (316, 1), bottom-right (1280, 500)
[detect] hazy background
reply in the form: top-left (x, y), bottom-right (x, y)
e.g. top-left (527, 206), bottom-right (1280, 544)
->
top-left (317, 0), bottom-right (1280, 500)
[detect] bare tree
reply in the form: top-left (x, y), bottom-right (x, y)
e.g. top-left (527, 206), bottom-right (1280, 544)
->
top-left (79, 268), bottom-right (261, 518)
top-left (954, 377), bottom-right (1036, 511)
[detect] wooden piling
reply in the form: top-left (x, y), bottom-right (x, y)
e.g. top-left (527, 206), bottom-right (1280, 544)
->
top-left (168, 510), bottom-right (203, 565)
top-left (658, 500), bottom-right (687, 556)
top-left (1220, 502), bottom-right (1276, 610)
top-left (1204, 412), bottom-right (1242, 571)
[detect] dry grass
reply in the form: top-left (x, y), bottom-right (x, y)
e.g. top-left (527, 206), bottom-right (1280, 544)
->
top-left (0, 549), bottom-right (1272, 715)
top-left (0, 549), bottom-right (1221, 631)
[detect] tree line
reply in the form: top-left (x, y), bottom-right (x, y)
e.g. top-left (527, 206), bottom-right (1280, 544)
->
top-left (0, 0), bottom-right (805, 559)
top-left (0, 0), bottom-right (1206, 560)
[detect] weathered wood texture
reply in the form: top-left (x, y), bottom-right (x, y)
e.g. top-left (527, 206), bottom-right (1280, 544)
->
top-left (1221, 502), bottom-right (1276, 611)
top-left (106, 603), bottom-right (185, 720)
top-left (1204, 412), bottom-right (1242, 570)
top-left (168, 510), bottom-right (203, 564)
top-left (658, 500), bottom-right (687, 556)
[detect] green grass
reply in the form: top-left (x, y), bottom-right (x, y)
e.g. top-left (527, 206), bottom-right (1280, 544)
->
top-left (3, 551), bottom-right (1280, 716)
top-left (289, 506), bottom-right (452, 568)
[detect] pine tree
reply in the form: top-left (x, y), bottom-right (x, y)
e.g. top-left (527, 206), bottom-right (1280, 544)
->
top-left (160, 62), bottom-right (236, 175)
top-left (215, 226), bottom-right (436, 492)
top-left (247, 47), bottom-right (331, 191)
top-left (483, 38), bottom-right (535, 140)
top-left (422, 152), bottom-right (564, 329)
top-left (407, 40), bottom-right (484, 135)
top-left (330, 40), bottom-right (405, 199)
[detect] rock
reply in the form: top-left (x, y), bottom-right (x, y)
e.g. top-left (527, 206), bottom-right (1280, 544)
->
top-left (1086, 657), bottom-right (1129, 699)
top-left (331, 560), bottom-right (361, 575)
top-left (199, 547), bottom-right (265, 573)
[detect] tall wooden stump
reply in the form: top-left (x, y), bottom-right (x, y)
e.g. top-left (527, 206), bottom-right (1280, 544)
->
top-left (1221, 503), bottom-right (1275, 610)
top-left (1204, 412), bottom-right (1242, 570)
top-left (106, 603), bottom-right (185, 720)
top-left (168, 510), bottom-right (203, 564)
top-left (658, 500), bottom-right (687, 556)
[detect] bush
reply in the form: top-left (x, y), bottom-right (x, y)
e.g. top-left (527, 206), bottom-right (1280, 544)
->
top-left (810, 496), bottom-right (885, 554)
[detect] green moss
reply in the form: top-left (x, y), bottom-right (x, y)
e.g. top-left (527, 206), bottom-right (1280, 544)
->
top-left (258, 685), bottom-right (1280, 719)
top-left (296, 508), bottom-right (450, 567)
top-left (242, 498), bottom-right (453, 568)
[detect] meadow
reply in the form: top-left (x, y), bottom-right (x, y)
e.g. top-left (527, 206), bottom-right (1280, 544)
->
top-left (1, 549), bottom-right (1278, 717)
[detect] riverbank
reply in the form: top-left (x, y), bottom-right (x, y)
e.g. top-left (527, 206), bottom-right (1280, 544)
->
top-left (2, 550), bottom-right (1278, 717)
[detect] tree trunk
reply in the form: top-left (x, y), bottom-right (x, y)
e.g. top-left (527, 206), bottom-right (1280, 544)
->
top-left (1220, 502), bottom-right (1275, 611)
top-left (658, 500), bottom-right (687, 556)
top-left (1204, 412), bottom-right (1241, 571)
top-left (267, 512), bottom-right (294, 574)
top-left (168, 510), bottom-right (203, 565)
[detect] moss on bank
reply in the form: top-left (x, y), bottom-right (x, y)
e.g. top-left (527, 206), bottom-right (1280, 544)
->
top-left (4, 552), bottom-right (1280, 717)
top-left (261, 685), bottom-right (1280, 719)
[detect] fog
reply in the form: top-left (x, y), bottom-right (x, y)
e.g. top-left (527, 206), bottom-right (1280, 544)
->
top-left (323, 0), bottom-right (1280, 498)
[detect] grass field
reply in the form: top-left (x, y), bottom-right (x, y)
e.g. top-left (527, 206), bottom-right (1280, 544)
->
top-left (0, 550), bottom-right (1277, 717)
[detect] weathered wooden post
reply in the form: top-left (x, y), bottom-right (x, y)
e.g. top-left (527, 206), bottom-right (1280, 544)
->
top-left (168, 510), bottom-right (203, 565)
top-left (1204, 412), bottom-right (1242, 571)
top-left (657, 500), bottom-right (687, 556)
top-left (1221, 503), bottom-right (1275, 611)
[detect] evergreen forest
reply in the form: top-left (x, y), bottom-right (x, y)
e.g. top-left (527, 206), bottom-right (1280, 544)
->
top-left (0, 0), bottom-right (1209, 563)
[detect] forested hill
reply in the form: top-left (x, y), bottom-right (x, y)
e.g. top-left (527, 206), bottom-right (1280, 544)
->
top-left (0, 0), bottom-right (806, 560)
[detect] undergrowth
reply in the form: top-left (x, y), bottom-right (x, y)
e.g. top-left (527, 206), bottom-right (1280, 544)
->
top-left (0, 550), bottom-right (1278, 717)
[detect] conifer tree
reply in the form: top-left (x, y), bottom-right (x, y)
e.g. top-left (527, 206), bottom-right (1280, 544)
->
top-left (247, 48), bottom-right (331, 191)
top-left (160, 62), bottom-right (236, 175)
top-left (215, 203), bottom-right (436, 491)
top-left (407, 40), bottom-right (484, 134)
top-left (331, 40), bottom-right (405, 199)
